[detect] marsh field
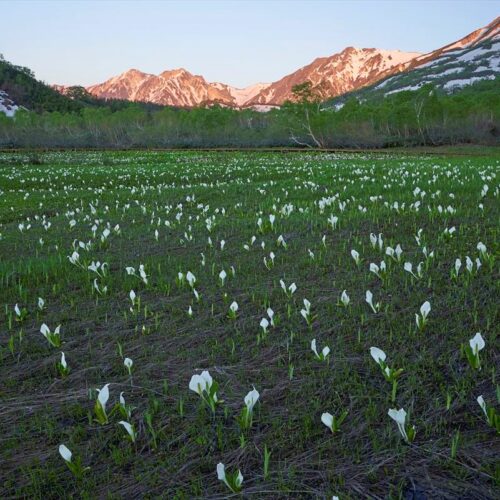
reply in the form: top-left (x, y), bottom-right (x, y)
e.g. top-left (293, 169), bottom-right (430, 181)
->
top-left (0, 150), bottom-right (498, 498)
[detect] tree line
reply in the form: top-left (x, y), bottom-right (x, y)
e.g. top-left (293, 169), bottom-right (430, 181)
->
top-left (0, 78), bottom-right (498, 149)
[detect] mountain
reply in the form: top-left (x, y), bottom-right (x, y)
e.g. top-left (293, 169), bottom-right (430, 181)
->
top-left (325, 16), bottom-right (500, 105)
top-left (248, 48), bottom-right (421, 105)
top-left (88, 68), bottom-right (230, 107)
top-left (86, 68), bottom-right (271, 108)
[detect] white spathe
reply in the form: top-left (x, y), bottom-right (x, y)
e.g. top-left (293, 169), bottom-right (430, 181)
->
top-left (244, 387), bottom-right (260, 411)
top-left (189, 370), bottom-right (213, 394)
top-left (321, 412), bottom-right (334, 431)
top-left (370, 347), bottom-right (386, 364)
top-left (469, 332), bottom-right (485, 353)
top-left (59, 444), bottom-right (72, 463)
top-left (97, 384), bottom-right (110, 409)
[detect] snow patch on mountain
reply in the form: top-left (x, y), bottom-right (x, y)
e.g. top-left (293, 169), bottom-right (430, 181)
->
top-left (489, 56), bottom-right (500, 70)
top-left (426, 67), bottom-right (464, 78)
top-left (385, 83), bottom-right (426, 96)
top-left (456, 41), bottom-right (500, 62)
top-left (443, 74), bottom-right (496, 90)
top-left (228, 83), bottom-right (271, 106)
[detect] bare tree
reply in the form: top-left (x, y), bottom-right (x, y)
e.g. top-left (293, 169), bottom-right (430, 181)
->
top-left (289, 81), bottom-right (325, 148)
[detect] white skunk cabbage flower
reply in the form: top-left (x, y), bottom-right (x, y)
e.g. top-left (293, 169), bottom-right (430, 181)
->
top-left (311, 339), bottom-right (330, 361)
top-left (388, 407), bottom-right (416, 443)
top-left (351, 249), bottom-right (360, 265)
top-left (370, 347), bottom-right (386, 364)
top-left (124, 357), bottom-right (133, 375)
top-left (321, 412), bottom-right (334, 431)
top-left (118, 420), bottom-right (136, 442)
top-left (244, 387), bottom-right (260, 413)
top-left (469, 332), bottom-right (485, 354)
top-left (217, 462), bottom-right (243, 493)
top-left (189, 370), bottom-right (213, 395)
top-left (59, 444), bottom-right (72, 463)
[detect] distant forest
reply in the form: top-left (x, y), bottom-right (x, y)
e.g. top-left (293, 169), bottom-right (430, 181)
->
top-left (0, 52), bottom-right (498, 149)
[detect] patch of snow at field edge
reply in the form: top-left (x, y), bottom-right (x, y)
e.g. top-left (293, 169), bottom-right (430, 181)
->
top-left (443, 75), bottom-right (495, 90)
top-left (474, 65), bottom-right (490, 72)
top-left (0, 90), bottom-right (19, 117)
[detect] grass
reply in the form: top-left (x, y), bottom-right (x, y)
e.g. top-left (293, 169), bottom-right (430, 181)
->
top-left (0, 150), bottom-right (498, 498)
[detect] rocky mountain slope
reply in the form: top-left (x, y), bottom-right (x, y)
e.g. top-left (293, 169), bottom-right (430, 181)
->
top-left (248, 48), bottom-right (421, 105)
top-left (87, 68), bottom-right (234, 107)
top-left (86, 69), bottom-right (271, 107)
top-left (324, 17), bottom-right (499, 105)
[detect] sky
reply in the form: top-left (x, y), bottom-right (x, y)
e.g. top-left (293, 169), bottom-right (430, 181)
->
top-left (1, 0), bottom-right (499, 88)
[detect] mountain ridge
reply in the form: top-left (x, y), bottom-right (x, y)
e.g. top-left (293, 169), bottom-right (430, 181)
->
top-left (81, 48), bottom-right (420, 108)
top-left (77, 17), bottom-right (499, 108)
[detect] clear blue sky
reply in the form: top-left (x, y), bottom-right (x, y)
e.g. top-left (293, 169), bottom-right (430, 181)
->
top-left (1, 0), bottom-right (498, 88)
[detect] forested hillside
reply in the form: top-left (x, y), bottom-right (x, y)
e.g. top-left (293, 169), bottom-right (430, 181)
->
top-left (0, 57), bottom-right (166, 114)
top-left (0, 57), bottom-right (80, 113)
